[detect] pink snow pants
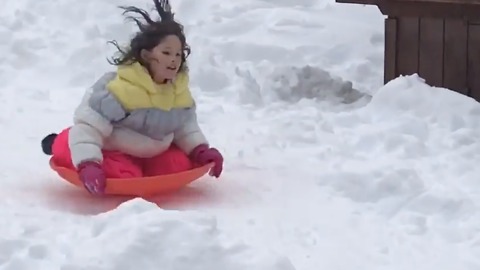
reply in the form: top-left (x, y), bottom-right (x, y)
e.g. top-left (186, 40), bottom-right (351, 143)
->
top-left (51, 128), bottom-right (193, 178)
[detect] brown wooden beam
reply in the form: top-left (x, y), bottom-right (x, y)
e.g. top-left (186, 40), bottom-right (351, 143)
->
top-left (443, 19), bottom-right (468, 94)
top-left (378, 1), bottom-right (480, 20)
top-left (392, 0), bottom-right (480, 5)
top-left (384, 18), bottom-right (397, 83)
top-left (335, 0), bottom-right (480, 20)
top-left (336, 0), bottom-right (480, 6)
top-left (335, 0), bottom-right (377, 4)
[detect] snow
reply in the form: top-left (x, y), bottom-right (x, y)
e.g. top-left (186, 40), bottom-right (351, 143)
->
top-left (1, 0), bottom-right (480, 269)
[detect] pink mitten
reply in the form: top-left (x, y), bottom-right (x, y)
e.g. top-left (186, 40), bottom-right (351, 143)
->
top-left (77, 161), bottom-right (106, 194)
top-left (190, 144), bottom-right (223, 178)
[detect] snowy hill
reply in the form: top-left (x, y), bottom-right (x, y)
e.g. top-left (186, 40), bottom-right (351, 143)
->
top-left (1, 0), bottom-right (480, 269)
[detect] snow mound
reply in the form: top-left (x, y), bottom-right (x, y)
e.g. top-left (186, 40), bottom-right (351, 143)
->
top-left (313, 75), bottom-right (480, 249)
top-left (236, 64), bottom-right (370, 106)
top-left (365, 74), bottom-right (480, 128)
top-left (0, 199), bottom-right (295, 270)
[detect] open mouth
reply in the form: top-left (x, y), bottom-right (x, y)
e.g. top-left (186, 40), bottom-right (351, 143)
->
top-left (167, 66), bottom-right (176, 71)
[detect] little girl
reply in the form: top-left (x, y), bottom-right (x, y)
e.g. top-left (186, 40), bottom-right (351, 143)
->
top-left (41, 0), bottom-right (223, 195)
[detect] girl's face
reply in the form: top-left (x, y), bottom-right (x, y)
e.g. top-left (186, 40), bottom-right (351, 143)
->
top-left (141, 34), bottom-right (182, 83)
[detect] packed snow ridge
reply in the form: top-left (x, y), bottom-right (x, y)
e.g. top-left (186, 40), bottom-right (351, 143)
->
top-left (0, 199), bottom-right (294, 270)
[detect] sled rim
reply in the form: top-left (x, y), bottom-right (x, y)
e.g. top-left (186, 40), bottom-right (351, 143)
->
top-left (49, 157), bottom-right (214, 196)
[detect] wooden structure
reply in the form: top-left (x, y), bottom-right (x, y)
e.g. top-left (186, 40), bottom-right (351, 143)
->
top-left (335, 0), bottom-right (480, 101)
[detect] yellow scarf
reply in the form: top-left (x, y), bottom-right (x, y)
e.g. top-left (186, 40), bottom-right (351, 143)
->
top-left (106, 62), bottom-right (193, 111)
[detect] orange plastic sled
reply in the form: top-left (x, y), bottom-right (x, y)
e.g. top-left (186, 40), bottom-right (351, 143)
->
top-left (49, 157), bottom-right (214, 196)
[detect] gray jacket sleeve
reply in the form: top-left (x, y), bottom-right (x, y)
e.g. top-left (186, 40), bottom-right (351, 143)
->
top-left (173, 104), bottom-right (209, 154)
top-left (68, 72), bottom-right (128, 167)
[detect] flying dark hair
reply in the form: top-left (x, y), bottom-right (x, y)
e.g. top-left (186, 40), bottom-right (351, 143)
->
top-left (107, 0), bottom-right (190, 73)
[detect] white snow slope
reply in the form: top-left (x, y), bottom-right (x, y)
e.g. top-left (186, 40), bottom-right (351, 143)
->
top-left (1, 0), bottom-right (480, 269)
